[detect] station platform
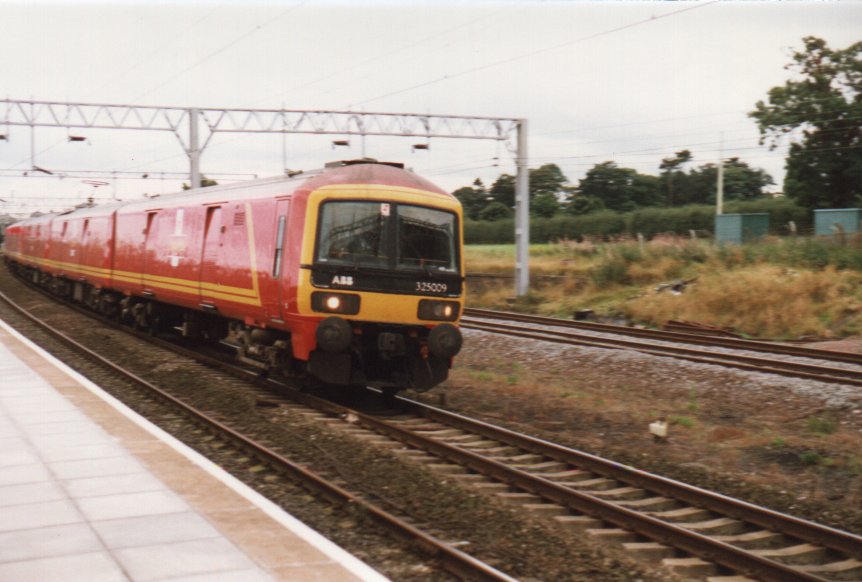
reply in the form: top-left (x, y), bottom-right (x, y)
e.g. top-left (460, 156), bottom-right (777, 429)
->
top-left (0, 319), bottom-right (388, 582)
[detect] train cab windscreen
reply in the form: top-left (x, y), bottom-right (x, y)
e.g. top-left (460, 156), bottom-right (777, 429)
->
top-left (316, 201), bottom-right (458, 274)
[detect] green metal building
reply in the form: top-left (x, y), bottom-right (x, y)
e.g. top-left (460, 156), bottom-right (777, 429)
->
top-left (714, 213), bottom-right (770, 244)
top-left (813, 208), bottom-right (862, 236)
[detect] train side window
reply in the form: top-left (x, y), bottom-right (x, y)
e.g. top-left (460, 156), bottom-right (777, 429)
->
top-left (61, 222), bottom-right (68, 238)
top-left (272, 215), bottom-right (286, 278)
top-left (82, 219), bottom-right (89, 240)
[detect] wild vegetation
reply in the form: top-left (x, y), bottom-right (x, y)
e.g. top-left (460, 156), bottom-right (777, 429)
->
top-left (464, 235), bottom-right (862, 339)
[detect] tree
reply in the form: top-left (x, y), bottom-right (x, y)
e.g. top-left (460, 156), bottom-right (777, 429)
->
top-left (572, 161), bottom-right (661, 212)
top-left (182, 176), bottom-right (219, 190)
top-left (684, 158), bottom-right (774, 204)
top-left (530, 163), bottom-right (569, 197)
top-left (566, 195), bottom-right (605, 215)
top-left (488, 174), bottom-right (515, 208)
top-left (487, 163), bottom-right (571, 216)
top-left (531, 193), bottom-right (560, 218)
top-left (750, 36), bottom-right (862, 209)
top-left (659, 149), bottom-right (692, 206)
top-left (479, 201), bottom-right (512, 221)
top-left (0, 213), bottom-right (16, 244)
top-left (452, 178), bottom-right (488, 220)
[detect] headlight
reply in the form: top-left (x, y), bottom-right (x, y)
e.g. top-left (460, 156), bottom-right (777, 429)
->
top-left (311, 292), bottom-right (360, 315)
top-left (418, 299), bottom-right (460, 321)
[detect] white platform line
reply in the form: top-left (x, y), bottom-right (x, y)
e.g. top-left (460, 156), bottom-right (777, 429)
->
top-left (0, 318), bottom-right (389, 582)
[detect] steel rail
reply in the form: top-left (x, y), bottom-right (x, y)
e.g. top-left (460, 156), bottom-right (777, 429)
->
top-left (461, 318), bottom-right (862, 387)
top-left (394, 396), bottom-right (862, 561)
top-left (278, 390), bottom-right (839, 582)
top-left (0, 289), bottom-right (518, 582)
top-left (464, 307), bottom-right (862, 366)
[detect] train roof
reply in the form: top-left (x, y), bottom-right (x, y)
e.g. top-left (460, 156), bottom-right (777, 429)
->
top-left (115, 160), bottom-right (451, 212)
top-left (8, 160), bottom-right (453, 227)
top-left (300, 160), bottom-right (450, 196)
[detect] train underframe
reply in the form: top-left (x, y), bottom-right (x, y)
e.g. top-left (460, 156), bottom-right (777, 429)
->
top-left (7, 261), bottom-right (455, 393)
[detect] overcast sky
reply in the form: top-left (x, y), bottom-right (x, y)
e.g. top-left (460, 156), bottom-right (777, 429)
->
top-left (1, 0), bottom-right (860, 215)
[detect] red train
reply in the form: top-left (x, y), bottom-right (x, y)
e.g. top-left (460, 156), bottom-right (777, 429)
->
top-left (3, 160), bottom-right (464, 393)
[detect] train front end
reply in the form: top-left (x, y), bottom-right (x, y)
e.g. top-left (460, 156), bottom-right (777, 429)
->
top-left (297, 179), bottom-right (464, 392)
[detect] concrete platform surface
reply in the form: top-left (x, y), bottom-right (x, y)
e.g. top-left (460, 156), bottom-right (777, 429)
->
top-left (0, 318), bottom-right (388, 582)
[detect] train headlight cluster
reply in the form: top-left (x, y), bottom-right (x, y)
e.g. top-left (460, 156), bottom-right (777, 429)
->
top-left (417, 299), bottom-right (460, 322)
top-left (311, 292), bottom-right (360, 315)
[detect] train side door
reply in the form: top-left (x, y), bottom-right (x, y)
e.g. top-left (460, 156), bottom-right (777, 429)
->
top-left (141, 211), bottom-right (159, 294)
top-left (76, 219), bottom-right (89, 280)
top-left (199, 205), bottom-right (224, 306)
top-left (270, 199), bottom-right (291, 319)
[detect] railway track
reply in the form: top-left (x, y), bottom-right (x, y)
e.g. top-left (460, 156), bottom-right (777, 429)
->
top-left (0, 288), bottom-right (517, 582)
top-left (151, 339), bottom-right (862, 580)
top-left (5, 273), bottom-right (862, 580)
top-left (354, 397), bottom-right (862, 581)
top-left (462, 308), bottom-right (862, 387)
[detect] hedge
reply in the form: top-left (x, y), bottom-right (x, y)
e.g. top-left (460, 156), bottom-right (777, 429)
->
top-left (463, 199), bottom-right (811, 244)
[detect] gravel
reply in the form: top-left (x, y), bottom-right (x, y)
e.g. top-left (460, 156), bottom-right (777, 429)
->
top-left (437, 327), bottom-right (862, 535)
top-left (464, 327), bottom-right (862, 410)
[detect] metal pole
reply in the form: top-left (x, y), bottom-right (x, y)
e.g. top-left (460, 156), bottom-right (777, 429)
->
top-left (514, 118), bottom-right (529, 296)
top-left (30, 99), bottom-right (35, 167)
top-left (281, 106), bottom-right (287, 174)
top-left (716, 132), bottom-right (724, 215)
top-left (189, 107), bottom-right (201, 189)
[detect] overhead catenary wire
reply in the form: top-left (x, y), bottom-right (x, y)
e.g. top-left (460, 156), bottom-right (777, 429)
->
top-left (82, 7), bottom-right (221, 102)
top-left (130, 0), bottom-right (312, 104)
top-left (537, 92), bottom-right (862, 138)
top-left (263, 1), bottom-right (527, 107)
top-left (345, 0), bottom-right (719, 109)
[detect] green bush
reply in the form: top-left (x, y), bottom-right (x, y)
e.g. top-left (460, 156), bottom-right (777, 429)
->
top-left (628, 205), bottom-right (715, 238)
top-left (464, 218), bottom-right (515, 244)
top-left (463, 198), bottom-right (812, 244)
top-left (572, 211), bottom-right (627, 238)
top-left (725, 198), bottom-right (811, 234)
top-left (479, 201), bottom-right (513, 221)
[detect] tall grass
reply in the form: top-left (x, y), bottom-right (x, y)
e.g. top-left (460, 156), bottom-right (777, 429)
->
top-left (465, 236), bottom-right (862, 338)
top-left (624, 266), bottom-right (862, 338)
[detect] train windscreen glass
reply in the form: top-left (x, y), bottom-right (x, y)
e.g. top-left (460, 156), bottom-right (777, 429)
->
top-left (318, 202), bottom-right (389, 267)
top-left (395, 205), bottom-right (457, 273)
top-left (316, 201), bottom-right (457, 273)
